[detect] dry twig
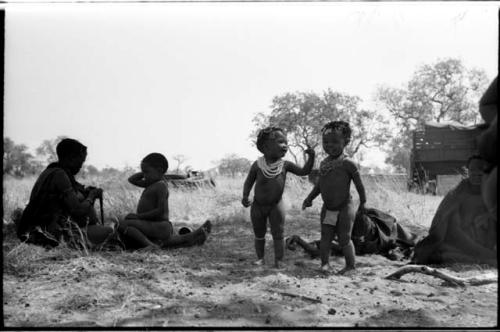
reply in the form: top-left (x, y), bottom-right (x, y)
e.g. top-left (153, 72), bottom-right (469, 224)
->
top-left (267, 288), bottom-right (322, 303)
top-left (386, 265), bottom-right (497, 286)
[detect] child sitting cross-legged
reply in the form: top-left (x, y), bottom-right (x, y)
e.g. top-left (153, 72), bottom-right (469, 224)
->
top-left (118, 153), bottom-right (211, 250)
top-left (242, 126), bottom-right (315, 268)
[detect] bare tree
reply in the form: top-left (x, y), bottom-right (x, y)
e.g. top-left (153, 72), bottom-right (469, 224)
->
top-left (172, 154), bottom-right (189, 174)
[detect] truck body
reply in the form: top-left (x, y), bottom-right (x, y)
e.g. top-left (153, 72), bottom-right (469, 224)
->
top-left (410, 121), bottom-right (483, 194)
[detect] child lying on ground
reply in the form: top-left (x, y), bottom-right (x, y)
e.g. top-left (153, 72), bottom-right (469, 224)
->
top-left (118, 153), bottom-right (211, 250)
top-left (242, 126), bottom-right (315, 268)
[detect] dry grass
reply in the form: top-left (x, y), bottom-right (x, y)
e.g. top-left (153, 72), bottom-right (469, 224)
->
top-left (4, 173), bottom-right (494, 328)
top-left (3, 173), bottom-right (438, 278)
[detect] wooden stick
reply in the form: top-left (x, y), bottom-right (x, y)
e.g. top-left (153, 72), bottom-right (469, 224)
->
top-left (267, 288), bottom-right (322, 303)
top-left (386, 265), bottom-right (497, 286)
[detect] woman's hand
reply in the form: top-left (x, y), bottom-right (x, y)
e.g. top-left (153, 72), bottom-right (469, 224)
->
top-left (88, 188), bottom-right (103, 201)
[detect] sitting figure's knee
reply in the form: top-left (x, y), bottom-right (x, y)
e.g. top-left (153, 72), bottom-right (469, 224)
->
top-left (117, 223), bottom-right (128, 234)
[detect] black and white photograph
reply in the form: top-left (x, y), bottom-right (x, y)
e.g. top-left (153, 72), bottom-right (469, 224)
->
top-left (2, 0), bottom-right (498, 328)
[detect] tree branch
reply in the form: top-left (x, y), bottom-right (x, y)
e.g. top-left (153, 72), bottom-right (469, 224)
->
top-left (386, 265), bottom-right (497, 287)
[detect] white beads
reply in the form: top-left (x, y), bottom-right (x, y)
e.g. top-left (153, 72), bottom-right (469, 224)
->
top-left (257, 156), bottom-right (284, 178)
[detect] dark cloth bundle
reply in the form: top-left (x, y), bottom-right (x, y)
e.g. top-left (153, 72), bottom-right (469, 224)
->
top-left (351, 208), bottom-right (418, 259)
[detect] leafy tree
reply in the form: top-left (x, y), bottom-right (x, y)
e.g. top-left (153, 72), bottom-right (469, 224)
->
top-left (216, 154), bottom-right (252, 177)
top-left (375, 58), bottom-right (489, 171)
top-left (36, 135), bottom-right (68, 163)
top-left (252, 89), bottom-right (389, 164)
top-left (4, 137), bottom-right (41, 177)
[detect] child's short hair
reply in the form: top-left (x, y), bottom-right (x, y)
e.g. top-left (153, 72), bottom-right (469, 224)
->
top-left (56, 138), bottom-right (87, 160)
top-left (142, 153), bottom-right (169, 174)
top-left (256, 126), bottom-right (285, 153)
top-left (321, 121), bottom-right (352, 145)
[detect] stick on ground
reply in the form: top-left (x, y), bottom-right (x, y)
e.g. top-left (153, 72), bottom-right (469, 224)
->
top-left (386, 265), bottom-right (497, 286)
top-left (267, 288), bottom-right (322, 303)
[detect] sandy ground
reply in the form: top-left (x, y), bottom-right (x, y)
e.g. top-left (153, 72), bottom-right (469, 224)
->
top-left (3, 215), bottom-right (498, 328)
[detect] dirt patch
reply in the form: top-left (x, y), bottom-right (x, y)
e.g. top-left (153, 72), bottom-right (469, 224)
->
top-left (3, 215), bottom-right (497, 327)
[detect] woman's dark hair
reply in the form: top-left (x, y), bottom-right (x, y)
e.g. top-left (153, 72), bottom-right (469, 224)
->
top-left (56, 138), bottom-right (87, 160)
top-left (321, 121), bottom-right (352, 145)
top-left (142, 153), bottom-right (169, 174)
top-left (256, 126), bottom-right (285, 153)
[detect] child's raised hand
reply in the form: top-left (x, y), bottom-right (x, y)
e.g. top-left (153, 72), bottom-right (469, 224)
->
top-left (305, 145), bottom-right (315, 156)
top-left (302, 198), bottom-right (312, 210)
top-left (241, 197), bottom-right (252, 208)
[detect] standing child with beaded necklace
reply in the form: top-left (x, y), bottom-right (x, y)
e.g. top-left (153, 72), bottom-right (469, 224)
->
top-left (302, 121), bottom-right (367, 274)
top-left (242, 127), bottom-right (315, 268)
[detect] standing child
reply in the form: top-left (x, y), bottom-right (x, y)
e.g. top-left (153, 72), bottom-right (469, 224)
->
top-left (302, 121), bottom-right (367, 274)
top-left (118, 153), bottom-right (211, 250)
top-left (242, 127), bottom-right (315, 268)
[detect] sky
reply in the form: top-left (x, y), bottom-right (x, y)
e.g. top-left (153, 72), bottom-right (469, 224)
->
top-left (4, 2), bottom-right (498, 171)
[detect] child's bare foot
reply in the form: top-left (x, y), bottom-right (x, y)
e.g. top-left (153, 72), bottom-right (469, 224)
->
top-left (194, 229), bottom-right (208, 245)
top-left (253, 259), bottom-right (265, 266)
top-left (201, 220), bottom-right (212, 234)
top-left (274, 260), bottom-right (285, 269)
top-left (337, 266), bottom-right (356, 275)
top-left (319, 264), bottom-right (333, 274)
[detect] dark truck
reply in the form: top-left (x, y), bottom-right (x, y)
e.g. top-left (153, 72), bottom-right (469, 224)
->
top-left (410, 121), bottom-right (484, 195)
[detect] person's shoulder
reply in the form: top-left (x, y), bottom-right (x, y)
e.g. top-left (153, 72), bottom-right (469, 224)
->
top-left (149, 180), bottom-right (168, 191)
top-left (250, 160), bottom-right (259, 170)
top-left (342, 157), bottom-right (358, 168)
top-left (49, 167), bottom-right (71, 183)
top-left (44, 168), bottom-right (73, 192)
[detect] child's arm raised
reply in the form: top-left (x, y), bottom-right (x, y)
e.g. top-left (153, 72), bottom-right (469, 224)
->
top-left (284, 147), bottom-right (315, 176)
top-left (242, 162), bottom-right (258, 207)
top-left (302, 183), bottom-right (321, 210)
top-left (128, 172), bottom-right (148, 188)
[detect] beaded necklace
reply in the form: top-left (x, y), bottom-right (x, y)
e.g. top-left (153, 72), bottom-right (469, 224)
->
top-left (257, 156), bottom-right (284, 178)
top-left (319, 153), bottom-right (346, 176)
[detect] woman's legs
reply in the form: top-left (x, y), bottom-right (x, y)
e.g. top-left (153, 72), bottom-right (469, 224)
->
top-left (86, 224), bottom-right (114, 245)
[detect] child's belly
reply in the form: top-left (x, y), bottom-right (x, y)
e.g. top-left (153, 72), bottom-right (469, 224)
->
top-left (320, 174), bottom-right (352, 210)
top-left (254, 175), bottom-right (286, 205)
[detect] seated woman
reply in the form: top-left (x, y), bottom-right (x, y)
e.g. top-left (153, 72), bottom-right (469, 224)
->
top-left (413, 156), bottom-right (497, 266)
top-left (477, 77), bottom-right (497, 222)
top-left (15, 138), bottom-right (114, 249)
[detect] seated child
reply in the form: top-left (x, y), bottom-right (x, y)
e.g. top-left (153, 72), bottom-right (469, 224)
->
top-left (302, 121), bottom-right (367, 274)
top-left (118, 153), bottom-right (211, 250)
top-left (242, 126), bottom-right (315, 268)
